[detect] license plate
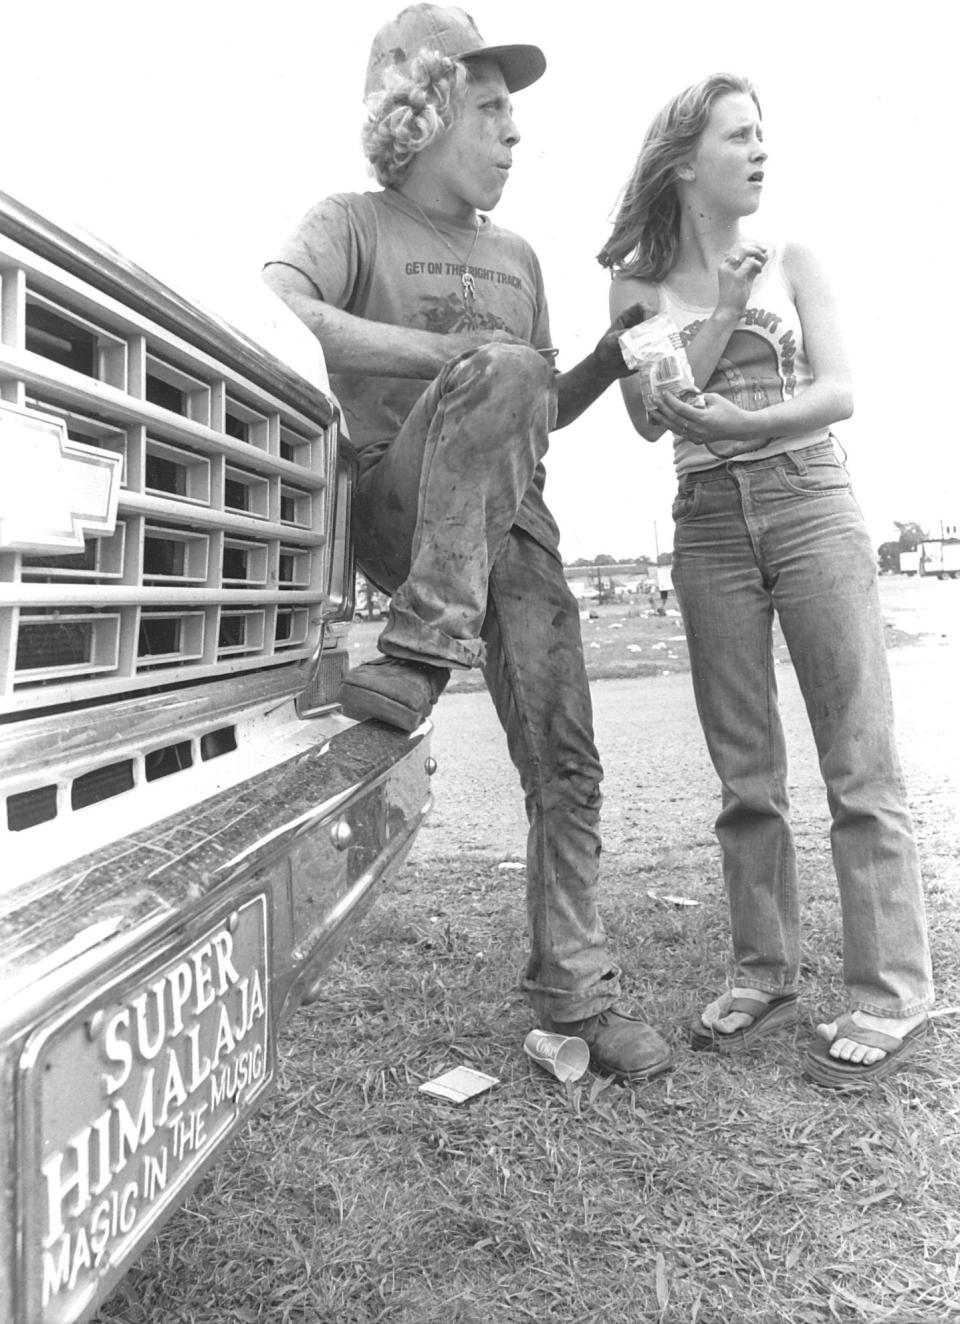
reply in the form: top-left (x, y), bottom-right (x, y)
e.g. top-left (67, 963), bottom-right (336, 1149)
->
top-left (17, 893), bottom-right (272, 1324)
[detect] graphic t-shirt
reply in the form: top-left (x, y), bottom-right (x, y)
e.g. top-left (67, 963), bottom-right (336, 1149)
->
top-left (655, 243), bottom-right (830, 475)
top-left (267, 188), bottom-right (558, 551)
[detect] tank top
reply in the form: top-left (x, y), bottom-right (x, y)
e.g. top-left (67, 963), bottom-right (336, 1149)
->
top-left (655, 243), bottom-right (830, 475)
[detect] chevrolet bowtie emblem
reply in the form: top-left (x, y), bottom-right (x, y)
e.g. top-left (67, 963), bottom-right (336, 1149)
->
top-left (0, 402), bottom-right (122, 553)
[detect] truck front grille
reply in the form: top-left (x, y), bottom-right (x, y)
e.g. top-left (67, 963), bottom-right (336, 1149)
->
top-left (0, 222), bottom-right (342, 717)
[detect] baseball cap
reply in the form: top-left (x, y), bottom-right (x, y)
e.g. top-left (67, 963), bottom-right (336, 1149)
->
top-left (364, 4), bottom-right (546, 99)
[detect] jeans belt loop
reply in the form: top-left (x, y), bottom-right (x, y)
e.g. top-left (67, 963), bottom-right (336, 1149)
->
top-left (789, 449), bottom-right (808, 476)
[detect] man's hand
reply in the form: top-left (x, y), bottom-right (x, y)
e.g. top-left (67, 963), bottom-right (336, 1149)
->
top-left (553, 303), bottom-right (650, 430)
top-left (592, 302), bottom-right (649, 381)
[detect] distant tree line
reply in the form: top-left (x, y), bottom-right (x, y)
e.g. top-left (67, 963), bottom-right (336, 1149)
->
top-left (565, 553), bottom-right (673, 567)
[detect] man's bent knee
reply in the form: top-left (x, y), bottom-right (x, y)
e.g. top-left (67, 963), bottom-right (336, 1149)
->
top-left (444, 340), bottom-right (555, 399)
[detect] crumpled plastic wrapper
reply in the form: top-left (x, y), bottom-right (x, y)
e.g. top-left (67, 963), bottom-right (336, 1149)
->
top-left (619, 312), bottom-right (700, 414)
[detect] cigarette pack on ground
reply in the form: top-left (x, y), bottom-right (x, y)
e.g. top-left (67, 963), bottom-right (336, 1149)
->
top-left (619, 313), bottom-right (698, 413)
top-left (419, 1065), bottom-right (499, 1103)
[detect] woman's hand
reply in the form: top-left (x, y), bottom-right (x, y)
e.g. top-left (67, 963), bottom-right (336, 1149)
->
top-left (717, 242), bottom-right (767, 320)
top-left (655, 389), bottom-right (769, 456)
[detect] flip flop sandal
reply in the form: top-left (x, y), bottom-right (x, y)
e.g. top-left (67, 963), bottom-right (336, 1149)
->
top-left (690, 992), bottom-right (799, 1054)
top-left (802, 1013), bottom-right (928, 1088)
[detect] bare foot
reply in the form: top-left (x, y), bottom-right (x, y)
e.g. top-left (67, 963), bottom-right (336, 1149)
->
top-left (702, 987), bottom-right (775, 1035)
top-left (815, 1010), bottom-right (928, 1064)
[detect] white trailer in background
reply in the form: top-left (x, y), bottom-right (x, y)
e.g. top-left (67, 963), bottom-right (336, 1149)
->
top-left (920, 540), bottom-right (960, 579)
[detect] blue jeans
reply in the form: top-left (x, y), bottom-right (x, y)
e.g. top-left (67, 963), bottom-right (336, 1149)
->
top-left (671, 440), bottom-right (933, 1018)
top-left (352, 343), bottom-right (620, 1021)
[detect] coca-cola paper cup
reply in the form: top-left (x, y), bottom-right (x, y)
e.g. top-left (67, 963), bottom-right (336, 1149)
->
top-left (523, 1030), bottom-right (589, 1083)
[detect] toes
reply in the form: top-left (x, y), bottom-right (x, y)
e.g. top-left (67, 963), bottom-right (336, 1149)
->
top-left (817, 1014), bottom-right (895, 1065)
top-left (701, 1000), bottom-right (721, 1026)
top-left (703, 990), bottom-right (772, 1035)
top-left (714, 1013), bottom-right (754, 1034)
top-left (701, 996), bottom-right (730, 1029)
top-left (699, 995), bottom-right (720, 1027)
top-left (828, 1038), bottom-right (858, 1062)
top-left (827, 1037), bottom-right (884, 1065)
top-left (702, 999), bottom-right (751, 1034)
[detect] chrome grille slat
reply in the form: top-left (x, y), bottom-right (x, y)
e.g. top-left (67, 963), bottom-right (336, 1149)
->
top-left (0, 224), bottom-right (341, 713)
top-left (1, 348), bottom-right (329, 488)
top-left (1, 584), bottom-right (322, 607)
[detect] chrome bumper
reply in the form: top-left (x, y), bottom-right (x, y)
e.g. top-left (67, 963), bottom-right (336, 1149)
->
top-left (0, 718), bottom-right (432, 1324)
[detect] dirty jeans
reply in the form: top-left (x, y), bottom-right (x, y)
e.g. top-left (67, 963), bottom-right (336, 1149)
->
top-left (671, 440), bottom-right (933, 1017)
top-left (352, 343), bottom-right (621, 1021)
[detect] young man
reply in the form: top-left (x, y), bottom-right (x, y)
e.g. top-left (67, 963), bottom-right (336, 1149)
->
top-left (263, 4), bottom-right (670, 1082)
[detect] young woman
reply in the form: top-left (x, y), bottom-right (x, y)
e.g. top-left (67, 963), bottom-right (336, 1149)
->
top-left (598, 73), bottom-right (934, 1086)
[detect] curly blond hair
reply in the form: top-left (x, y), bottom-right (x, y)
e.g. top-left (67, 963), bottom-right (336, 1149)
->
top-left (362, 52), bottom-right (469, 187)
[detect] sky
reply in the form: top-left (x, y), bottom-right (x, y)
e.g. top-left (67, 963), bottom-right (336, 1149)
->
top-left (4, 0), bottom-right (956, 562)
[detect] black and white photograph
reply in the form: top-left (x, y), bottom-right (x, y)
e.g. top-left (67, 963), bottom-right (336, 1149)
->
top-left (1, 3), bottom-right (957, 1321)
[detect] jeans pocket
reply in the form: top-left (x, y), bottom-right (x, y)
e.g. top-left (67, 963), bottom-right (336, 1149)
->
top-left (778, 458), bottom-right (852, 497)
top-left (672, 485), bottom-right (702, 523)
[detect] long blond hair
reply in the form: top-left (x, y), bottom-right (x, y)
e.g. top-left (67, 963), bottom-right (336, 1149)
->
top-left (598, 73), bottom-right (760, 280)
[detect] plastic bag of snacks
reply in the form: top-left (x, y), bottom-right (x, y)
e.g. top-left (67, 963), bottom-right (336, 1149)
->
top-left (619, 313), bottom-right (699, 414)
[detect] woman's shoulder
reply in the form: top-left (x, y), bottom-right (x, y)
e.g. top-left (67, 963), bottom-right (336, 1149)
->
top-left (734, 236), bottom-right (805, 297)
top-left (762, 238), bottom-right (836, 309)
top-left (772, 238), bottom-right (831, 299)
top-left (609, 271), bottom-right (661, 316)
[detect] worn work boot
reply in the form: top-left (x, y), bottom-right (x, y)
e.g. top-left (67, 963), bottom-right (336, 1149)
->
top-left (339, 657), bottom-right (450, 732)
top-left (544, 1006), bottom-right (672, 1083)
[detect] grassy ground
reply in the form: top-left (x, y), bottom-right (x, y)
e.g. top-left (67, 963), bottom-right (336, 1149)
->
top-left (95, 854), bottom-right (960, 1324)
top-left (93, 603), bottom-right (958, 1324)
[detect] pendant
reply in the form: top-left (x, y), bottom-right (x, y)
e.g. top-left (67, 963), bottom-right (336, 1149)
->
top-left (461, 270), bottom-right (476, 300)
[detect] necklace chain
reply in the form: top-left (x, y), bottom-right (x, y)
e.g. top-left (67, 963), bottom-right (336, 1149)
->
top-left (408, 199), bottom-right (481, 301)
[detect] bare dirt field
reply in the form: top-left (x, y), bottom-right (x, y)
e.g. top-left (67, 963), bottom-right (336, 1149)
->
top-left (416, 575), bottom-right (959, 879)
